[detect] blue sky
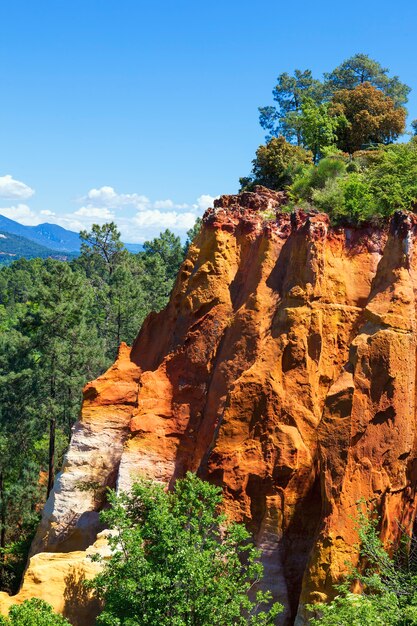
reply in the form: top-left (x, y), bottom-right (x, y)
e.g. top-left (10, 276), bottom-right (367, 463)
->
top-left (1, 0), bottom-right (416, 242)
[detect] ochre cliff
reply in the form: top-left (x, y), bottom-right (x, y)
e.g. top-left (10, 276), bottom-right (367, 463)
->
top-left (2, 186), bottom-right (417, 625)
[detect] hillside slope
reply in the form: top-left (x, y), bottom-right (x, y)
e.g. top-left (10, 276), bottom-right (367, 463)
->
top-left (2, 186), bottom-right (417, 625)
top-left (0, 214), bottom-right (81, 252)
top-left (0, 230), bottom-right (76, 264)
top-left (0, 214), bottom-right (143, 255)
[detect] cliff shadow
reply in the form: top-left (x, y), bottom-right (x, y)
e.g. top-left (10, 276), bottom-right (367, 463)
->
top-left (63, 566), bottom-right (101, 626)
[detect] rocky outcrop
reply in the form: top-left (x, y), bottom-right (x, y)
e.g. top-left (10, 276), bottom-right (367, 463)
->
top-left (2, 186), bottom-right (417, 625)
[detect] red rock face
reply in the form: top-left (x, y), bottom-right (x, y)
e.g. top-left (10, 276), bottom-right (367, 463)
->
top-left (10, 187), bottom-right (417, 625)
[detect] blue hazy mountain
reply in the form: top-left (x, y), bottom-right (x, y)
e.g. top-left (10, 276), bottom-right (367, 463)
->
top-left (0, 231), bottom-right (77, 265)
top-left (0, 214), bottom-right (143, 254)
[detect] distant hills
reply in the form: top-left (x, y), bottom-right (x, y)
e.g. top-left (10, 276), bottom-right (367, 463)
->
top-left (0, 214), bottom-right (143, 264)
top-left (0, 231), bottom-right (77, 265)
top-left (0, 214), bottom-right (81, 252)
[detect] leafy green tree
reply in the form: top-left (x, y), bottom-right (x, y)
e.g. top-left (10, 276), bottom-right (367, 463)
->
top-left (259, 69), bottom-right (323, 143)
top-left (0, 598), bottom-right (71, 625)
top-left (298, 99), bottom-right (347, 162)
top-left (412, 120), bottom-right (417, 136)
top-left (330, 83), bottom-right (406, 153)
top-left (324, 53), bottom-right (411, 107)
top-left (89, 473), bottom-right (282, 626)
top-left (240, 136), bottom-right (313, 191)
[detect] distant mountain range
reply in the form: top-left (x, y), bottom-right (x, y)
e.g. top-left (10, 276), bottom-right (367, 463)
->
top-left (0, 214), bottom-right (143, 263)
top-left (0, 231), bottom-right (77, 265)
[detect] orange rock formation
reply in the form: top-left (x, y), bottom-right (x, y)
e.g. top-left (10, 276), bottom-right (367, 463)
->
top-left (2, 186), bottom-right (417, 625)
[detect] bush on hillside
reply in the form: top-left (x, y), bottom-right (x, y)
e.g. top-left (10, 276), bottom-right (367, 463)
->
top-left (89, 472), bottom-right (282, 626)
top-left (0, 599), bottom-right (70, 626)
top-left (240, 136), bottom-right (313, 191)
top-left (309, 508), bottom-right (417, 625)
top-left (289, 142), bottom-right (417, 225)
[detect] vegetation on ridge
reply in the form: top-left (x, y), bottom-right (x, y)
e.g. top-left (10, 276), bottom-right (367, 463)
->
top-left (242, 53), bottom-right (417, 226)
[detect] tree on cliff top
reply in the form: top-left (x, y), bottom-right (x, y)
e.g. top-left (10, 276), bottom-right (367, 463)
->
top-left (330, 82), bottom-right (406, 153)
top-left (323, 53), bottom-right (411, 107)
top-left (259, 54), bottom-right (410, 147)
top-left (240, 136), bottom-right (313, 191)
top-left (89, 472), bottom-right (282, 625)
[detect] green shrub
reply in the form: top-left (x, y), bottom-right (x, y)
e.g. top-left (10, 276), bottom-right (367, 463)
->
top-left (309, 508), bottom-right (417, 625)
top-left (89, 472), bottom-right (282, 626)
top-left (365, 142), bottom-right (417, 216)
top-left (240, 136), bottom-right (313, 191)
top-left (0, 599), bottom-right (70, 625)
top-left (291, 156), bottom-right (347, 203)
top-left (289, 141), bottom-right (417, 226)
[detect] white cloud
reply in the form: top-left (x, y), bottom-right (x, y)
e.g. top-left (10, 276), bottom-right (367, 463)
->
top-left (193, 194), bottom-right (217, 212)
top-left (0, 204), bottom-right (40, 225)
top-left (153, 199), bottom-right (174, 210)
top-left (74, 206), bottom-right (115, 220)
top-left (83, 186), bottom-right (150, 210)
top-left (0, 184), bottom-right (218, 243)
top-left (132, 210), bottom-right (198, 230)
top-left (0, 175), bottom-right (34, 199)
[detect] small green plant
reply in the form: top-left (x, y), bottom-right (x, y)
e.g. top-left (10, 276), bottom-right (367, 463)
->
top-left (309, 507), bottom-right (417, 625)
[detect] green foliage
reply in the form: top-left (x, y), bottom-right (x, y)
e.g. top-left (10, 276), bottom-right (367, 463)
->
top-left (259, 69), bottom-right (324, 143)
top-left (291, 154), bottom-right (347, 203)
top-left (323, 53), bottom-right (411, 107)
top-left (330, 82), bottom-right (407, 153)
top-left (364, 142), bottom-right (417, 215)
top-left (258, 54), bottom-right (410, 149)
top-left (89, 472), bottom-right (282, 626)
top-left (240, 136), bottom-right (313, 191)
top-left (297, 99), bottom-right (347, 162)
top-left (143, 229), bottom-right (184, 282)
top-left (289, 141), bottom-right (417, 225)
top-left (309, 508), bottom-right (417, 625)
top-left (0, 598), bottom-right (71, 625)
top-left (79, 222), bottom-right (127, 277)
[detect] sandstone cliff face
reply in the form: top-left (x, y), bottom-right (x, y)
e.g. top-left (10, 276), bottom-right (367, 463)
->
top-left (2, 187), bottom-right (417, 625)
